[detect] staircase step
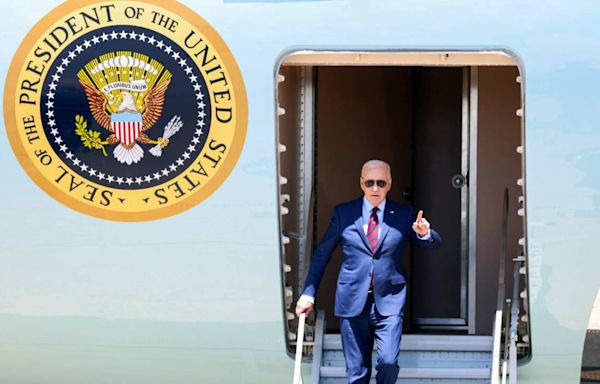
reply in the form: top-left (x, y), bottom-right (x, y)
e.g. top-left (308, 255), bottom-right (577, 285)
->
top-left (323, 334), bottom-right (493, 352)
top-left (321, 366), bottom-right (490, 379)
top-left (320, 378), bottom-right (489, 384)
top-left (318, 334), bottom-right (493, 382)
top-left (323, 349), bottom-right (492, 369)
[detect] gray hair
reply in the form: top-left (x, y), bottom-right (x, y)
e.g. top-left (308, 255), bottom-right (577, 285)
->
top-left (360, 160), bottom-right (391, 180)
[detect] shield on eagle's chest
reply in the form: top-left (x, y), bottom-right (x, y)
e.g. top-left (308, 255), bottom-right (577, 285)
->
top-left (111, 112), bottom-right (143, 145)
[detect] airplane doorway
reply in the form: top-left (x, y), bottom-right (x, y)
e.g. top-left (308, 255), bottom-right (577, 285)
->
top-left (276, 53), bottom-right (528, 352)
top-left (312, 66), bottom-right (466, 332)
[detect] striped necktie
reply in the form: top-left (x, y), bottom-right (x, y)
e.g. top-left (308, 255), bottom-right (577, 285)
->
top-left (367, 207), bottom-right (379, 253)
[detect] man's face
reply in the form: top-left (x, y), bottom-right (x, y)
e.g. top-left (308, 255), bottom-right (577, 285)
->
top-left (360, 165), bottom-right (392, 207)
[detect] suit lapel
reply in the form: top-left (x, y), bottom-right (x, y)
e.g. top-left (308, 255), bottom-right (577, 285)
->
top-left (373, 202), bottom-right (395, 254)
top-left (349, 197), bottom-right (371, 251)
top-left (354, 216), bottom-right (371, 252)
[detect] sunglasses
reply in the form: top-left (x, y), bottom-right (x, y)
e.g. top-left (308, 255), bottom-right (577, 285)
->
top-left (363, 179), bottom-right (388, 188)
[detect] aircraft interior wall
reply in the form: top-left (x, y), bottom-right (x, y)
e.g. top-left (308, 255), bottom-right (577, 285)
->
top-left (476, 66), bottom-right (523, 334)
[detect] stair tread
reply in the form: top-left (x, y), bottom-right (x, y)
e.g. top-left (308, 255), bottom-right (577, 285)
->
top-left (320, 366), bottom-right (490, 379)
top-left (323, 334), bottom-right (493, 352)
top-left (323, 351), bottom-right (492, 369)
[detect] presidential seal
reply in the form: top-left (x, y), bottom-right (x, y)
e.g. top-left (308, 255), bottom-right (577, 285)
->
top-left (4, 0), bottom-right (247, 221)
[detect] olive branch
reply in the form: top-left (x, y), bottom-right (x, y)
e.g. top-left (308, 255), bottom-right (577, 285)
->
top-left (75, 115), bottom-right (108, 157)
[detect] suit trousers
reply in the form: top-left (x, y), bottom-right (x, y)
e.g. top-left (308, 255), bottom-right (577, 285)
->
top-left (339, 292), bottom-right (403, 384)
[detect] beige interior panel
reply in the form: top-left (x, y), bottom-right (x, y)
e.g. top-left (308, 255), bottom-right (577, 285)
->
top-left (282, 51), bottom-right (517, 67)
top-left (475, 66), bottom-right (522, 334)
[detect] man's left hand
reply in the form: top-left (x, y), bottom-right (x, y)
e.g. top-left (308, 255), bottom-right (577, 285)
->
top-left (412, 210), bottom-right (430, 236)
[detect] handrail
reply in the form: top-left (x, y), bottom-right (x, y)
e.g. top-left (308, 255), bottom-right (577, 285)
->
top-left (491, 188), bottom-right (509, 384)
top-left (292, 313), bottom-right (306, 384)
top-left (290, 304), bottom-right (325, 384)
top-left (501, 298), bottom-right (511, 383)
top-left (508, 260), bottom-right (522, 383)
top-left (491, 304), bottom-right (504, 384)
top-left (290, 186), bottom-right (316, 384)
top-left (311, 310), bottom-right (326, 384)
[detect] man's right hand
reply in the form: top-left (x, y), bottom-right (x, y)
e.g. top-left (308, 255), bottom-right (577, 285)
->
top-left (295, 297), bottom-right (314, 317)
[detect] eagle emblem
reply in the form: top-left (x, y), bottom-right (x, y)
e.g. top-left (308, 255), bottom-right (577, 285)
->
top-left (77, 52), bottom-right (182, 165)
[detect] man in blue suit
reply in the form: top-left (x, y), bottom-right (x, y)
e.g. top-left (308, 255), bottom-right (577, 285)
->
top-left (295, 160), bottom-right (441, 384)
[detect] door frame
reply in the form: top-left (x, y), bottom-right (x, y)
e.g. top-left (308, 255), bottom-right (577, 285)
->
top-left (468, 66), bottom-right (478, 335)
top-left (276, 52), bottom-right (520, 337)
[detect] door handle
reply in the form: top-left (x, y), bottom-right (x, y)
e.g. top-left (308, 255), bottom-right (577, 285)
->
top-left (451, 174), bottom-right (467, 189)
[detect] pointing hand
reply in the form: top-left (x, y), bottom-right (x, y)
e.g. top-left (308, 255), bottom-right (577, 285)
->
top-left (412, 210), bottom-right (430, 236)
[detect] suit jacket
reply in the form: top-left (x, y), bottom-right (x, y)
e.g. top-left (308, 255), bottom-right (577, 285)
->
top-left (302, 197), bottom-right (441, 317)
